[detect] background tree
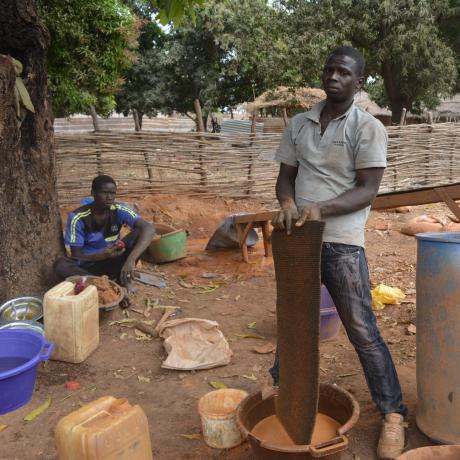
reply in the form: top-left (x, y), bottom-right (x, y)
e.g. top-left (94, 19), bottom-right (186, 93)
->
top-left (0, 0), bottom-right (205, 299)
top-left (36, 0), bottom-right (138, 130)
top-left (119, 0), bottom-right (285, 130)
top-left (116, 1), bottom-right (167, 130)
top-left (278, 0), bottom-right (458, 122)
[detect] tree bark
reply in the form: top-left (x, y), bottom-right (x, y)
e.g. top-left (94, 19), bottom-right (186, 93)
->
top-left (381, 59), bottom-right (412, 124)
top-left (89, 104), bottom-right (100, 132)
top-left (193, 98), bottom-right (205, 132)
top-left (0, 0), bottom-right (64, 299)
top-left (133, 108), bottom-right (141, 132)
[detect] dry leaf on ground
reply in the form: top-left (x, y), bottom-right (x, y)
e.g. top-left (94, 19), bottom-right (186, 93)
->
top-left (253, 342), bottom-right (276, 354)
top-left (208, 380), bottom-right (227, 389)
top-left (24, 397), bottom-right (51, 421)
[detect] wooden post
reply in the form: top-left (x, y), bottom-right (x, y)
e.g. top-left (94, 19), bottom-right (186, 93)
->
top-left (399, 108), bottom-right (407, 126)
top-left (193, 98), bottom-right (207, 187)
top-left (93, 139), bottom-right (103, 175)
top-left (144, 151), bottom-right (153, 183)
top-left (282, 107), bottom-right (289, 127)
top-left (247, 112), bottom-right (257, 195)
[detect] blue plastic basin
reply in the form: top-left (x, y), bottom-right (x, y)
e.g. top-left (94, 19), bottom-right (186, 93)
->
top-left (320, 285), bottom-right (341, 342)
top-left (0, 330), bottom-right (53, 414)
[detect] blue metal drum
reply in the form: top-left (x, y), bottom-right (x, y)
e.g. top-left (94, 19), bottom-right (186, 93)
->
top-left (415, 232), bottom-right (460, 443)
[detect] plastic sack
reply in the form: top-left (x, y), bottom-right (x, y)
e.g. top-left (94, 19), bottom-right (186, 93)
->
top-left (206, 213), bottom-right (258, 250)
top-left (159, 318), bottom-right (232, 370)
top-left (371, 284), bottom-right (406, 311)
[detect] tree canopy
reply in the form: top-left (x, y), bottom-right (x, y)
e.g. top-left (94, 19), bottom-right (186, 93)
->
top-left (37, 0), bottom-right (138, 117)
top-left (278, 0), bottom-right (459, 121)
top-left (117, 0), bottom-right (286, 129)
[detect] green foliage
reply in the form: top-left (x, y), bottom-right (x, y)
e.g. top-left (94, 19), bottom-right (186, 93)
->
top-left (117, 0), bottom-right (286, 124)
top-left (37, 0), bottom-right (137, 117)
top-left (153, 0), bottom-right (205, 25)
top-left (278, 0), bottom-right (458, 120)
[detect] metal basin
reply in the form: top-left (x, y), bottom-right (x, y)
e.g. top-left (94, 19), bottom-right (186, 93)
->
top-left (0, 320), bottom-right (44, 336)
top-left (0, 297), bottom-right (43, 323)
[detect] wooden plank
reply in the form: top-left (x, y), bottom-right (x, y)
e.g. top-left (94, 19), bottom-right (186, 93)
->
top-left (372, 183), bottom-right (460, 210)
top-left (234, 211), bottom-right (278, 224)
top-left (434, 187), bottom-right (460, 221)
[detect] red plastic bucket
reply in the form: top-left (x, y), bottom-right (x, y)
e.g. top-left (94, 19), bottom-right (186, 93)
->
top-left (0, 330), bottom-right (53, 414)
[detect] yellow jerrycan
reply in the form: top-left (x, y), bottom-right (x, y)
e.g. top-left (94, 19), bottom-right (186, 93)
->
top-left (55, 396), bottom-right (153, 460)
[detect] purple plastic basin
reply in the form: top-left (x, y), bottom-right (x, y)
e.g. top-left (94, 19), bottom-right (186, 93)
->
top-left (0, 330), bottom-right (54, 414)
top-left (320, 286), bottom-right (341, 342)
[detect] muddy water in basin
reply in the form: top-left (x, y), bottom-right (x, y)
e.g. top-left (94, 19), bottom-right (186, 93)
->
top-left (252, 413), bottom-right (340, 447)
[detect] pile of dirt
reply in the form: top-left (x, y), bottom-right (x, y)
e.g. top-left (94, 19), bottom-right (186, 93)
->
top-left (60, 194), bottom-right (267, 240)
top-left (87, 276), bottom-right (121, 305)
top-left (134, 194), bottom-right (266, 238)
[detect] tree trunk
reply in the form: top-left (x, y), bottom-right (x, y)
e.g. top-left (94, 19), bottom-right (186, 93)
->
top-left (0, 1), bottom-right (64, 299)
top-left (193, 98), bottom-right (205, 132)
top-left (192, 98), bottom-right (207, 186)
top-left (89, 105), bottom-right (100, 132)
top-left (202, 114), bottom-right (208, 132)
top-left (138, 112), bottom-right (143, 130)
top-left (133, 108), bottom-right (141, 132)
top-left (381, 59), bottom-right (411, 124)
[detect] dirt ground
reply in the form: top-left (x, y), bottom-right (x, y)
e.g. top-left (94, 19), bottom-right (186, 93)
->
top-left (0, 194), bottom-right (454, 460)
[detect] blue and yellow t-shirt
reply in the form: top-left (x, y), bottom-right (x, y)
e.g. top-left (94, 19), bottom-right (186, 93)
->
top-left (64, 203), bottom-right (139, 255)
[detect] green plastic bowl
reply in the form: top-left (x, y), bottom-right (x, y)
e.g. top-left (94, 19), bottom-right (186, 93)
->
top-left (146, 225), bottom-right (188, 263)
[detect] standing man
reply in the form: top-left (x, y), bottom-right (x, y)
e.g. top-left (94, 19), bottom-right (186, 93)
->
top-left (54, 175), bottom-right (155, 290)
top-left (271, 46), bottom-right (407, 459)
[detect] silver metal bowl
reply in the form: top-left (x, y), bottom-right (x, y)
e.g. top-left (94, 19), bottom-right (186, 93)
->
top-left (0, 320), bottom-right (44, 336)
top-left (0, 297), bottom-right (43, 323)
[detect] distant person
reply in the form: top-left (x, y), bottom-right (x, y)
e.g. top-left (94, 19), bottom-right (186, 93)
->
top-left (54, 175), bottom-right (155, 289)
top-left (211, 114), bottom-right (221, 133)
top-left (271, 46), bottom-right (407, 459)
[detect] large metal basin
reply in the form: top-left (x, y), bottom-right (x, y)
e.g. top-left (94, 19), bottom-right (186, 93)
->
top-left (0, 297), bottom-right (43, 323)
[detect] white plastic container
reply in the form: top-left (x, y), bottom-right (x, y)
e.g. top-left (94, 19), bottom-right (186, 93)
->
top-left (44, 281), bottom-right (99, 363)
top-left (198, 388), bottom-right (248, 448)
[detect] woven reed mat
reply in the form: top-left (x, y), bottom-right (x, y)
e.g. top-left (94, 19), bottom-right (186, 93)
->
top-left (272, 221), bottom-right (325, 445)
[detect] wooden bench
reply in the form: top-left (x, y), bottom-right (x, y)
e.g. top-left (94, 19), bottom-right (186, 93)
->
top-left (234, 211), bottom-right (276, 263)
top-left (233, 183), bottom-right (460, 262)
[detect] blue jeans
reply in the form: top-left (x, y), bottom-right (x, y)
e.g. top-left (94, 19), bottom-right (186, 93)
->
top-left (269, 242), bottom-right (407, 416)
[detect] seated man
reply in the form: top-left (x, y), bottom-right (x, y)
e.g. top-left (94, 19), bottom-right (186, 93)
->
top-left (54, 175), bottom-right (155, 288)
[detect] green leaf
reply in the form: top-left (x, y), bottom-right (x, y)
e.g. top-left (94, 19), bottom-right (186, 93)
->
top-left (24, 397), bottom-right (51, 421)
top-left (208, 380), bottom-right (227, 389)
top-left (15, 78), bottom-right (35, 113)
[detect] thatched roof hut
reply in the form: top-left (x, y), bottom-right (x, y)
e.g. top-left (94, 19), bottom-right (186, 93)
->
top-left (248, 87), bottom-right (395, 128)
top-left (432, 94), bottom-right (460, 122)
top-left (248, 86), bottom-right (326, 114)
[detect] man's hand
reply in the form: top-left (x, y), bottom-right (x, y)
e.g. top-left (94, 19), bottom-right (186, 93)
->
top-left (272, 202), bottom-right (300, 235)
top-left (295, 203), bottom-right (322, 227)
top-left (102, 243), bottom-right (125, 259)
top-left (120, 257), bottom-right (136, 287)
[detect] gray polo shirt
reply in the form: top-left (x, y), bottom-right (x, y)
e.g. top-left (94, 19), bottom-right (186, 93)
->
top-left (275, 99), bottom-right (387, 248)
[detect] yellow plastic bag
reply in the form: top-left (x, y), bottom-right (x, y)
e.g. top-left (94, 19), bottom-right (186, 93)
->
top-left (371, 284), bottom-right (406, 310)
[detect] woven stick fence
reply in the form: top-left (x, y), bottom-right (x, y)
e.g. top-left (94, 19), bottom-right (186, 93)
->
top-left (55, 122), bottom-right (460, 205)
